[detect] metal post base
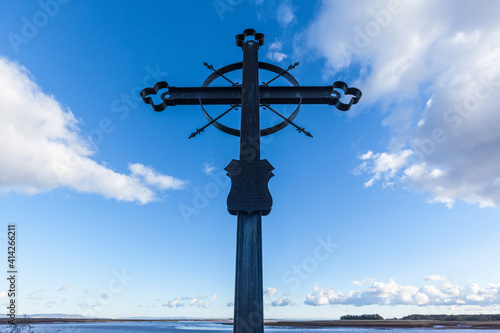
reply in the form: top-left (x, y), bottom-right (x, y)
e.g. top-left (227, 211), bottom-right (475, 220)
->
top-left (234, 212), bottom-right (263, 333)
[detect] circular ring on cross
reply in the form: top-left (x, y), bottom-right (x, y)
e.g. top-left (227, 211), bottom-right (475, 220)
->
top-left (199, 62), bottom-right (302, 137)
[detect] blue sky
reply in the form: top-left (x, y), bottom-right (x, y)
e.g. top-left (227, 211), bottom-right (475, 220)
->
top-left (1, 0), bottom-right (500, 319)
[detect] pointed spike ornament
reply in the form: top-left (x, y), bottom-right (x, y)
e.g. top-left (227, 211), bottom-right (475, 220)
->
top-left (262, 103), bottom-right (313, 138)
top-left (188, 128), bottom-right (204, 139)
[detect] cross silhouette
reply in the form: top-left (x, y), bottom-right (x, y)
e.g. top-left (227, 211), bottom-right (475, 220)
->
top-left (141, 29), bottom-right (361, 333)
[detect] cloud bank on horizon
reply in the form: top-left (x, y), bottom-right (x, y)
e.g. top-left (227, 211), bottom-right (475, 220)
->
top-left (0, 57), bottom-right (185, 204)
top-left (305, 279), bottom-right (500, 308)
top-left (157, 279), bottom-right (500, 310)
top-left (297, 0), bottom-right (500, 208)
top-left (163, 295), bottom-right (218, 309)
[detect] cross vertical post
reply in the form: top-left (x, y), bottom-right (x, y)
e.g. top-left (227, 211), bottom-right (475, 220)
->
top-left (234, 32), bottom-right (263, 333)
top-left (139, 27), bottom-right (362, 333)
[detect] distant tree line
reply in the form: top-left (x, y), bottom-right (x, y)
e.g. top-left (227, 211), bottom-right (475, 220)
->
top-left (401, 314), bottom-right (500, 321)
top-left (340, 314), bottom-right (384, 320)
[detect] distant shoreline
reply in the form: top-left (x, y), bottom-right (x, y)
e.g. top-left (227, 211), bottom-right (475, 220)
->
top-left (2, 318), bottom-right (500, 329)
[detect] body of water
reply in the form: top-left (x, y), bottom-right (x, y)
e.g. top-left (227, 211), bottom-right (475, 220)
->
top-left (0, 321), bottom-right (495, 333)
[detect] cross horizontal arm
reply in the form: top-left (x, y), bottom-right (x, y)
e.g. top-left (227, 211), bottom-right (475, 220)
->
top-left (141, 81), bottom-right (362, 111)
top-left (166, 86), bottom-right (338, 105)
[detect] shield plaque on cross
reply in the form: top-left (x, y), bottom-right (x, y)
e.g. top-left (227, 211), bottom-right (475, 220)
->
top-left (225, 159), bottom-right (274, 216)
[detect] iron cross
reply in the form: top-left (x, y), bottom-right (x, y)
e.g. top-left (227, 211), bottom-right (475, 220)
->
top-left (140, 29), bottom-right (361, 333)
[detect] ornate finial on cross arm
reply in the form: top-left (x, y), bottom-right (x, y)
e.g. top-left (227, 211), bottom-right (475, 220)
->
top-left (330, 81), bottom-right (362, 111)
top-left (140, 81), bottom-right (172, 112)
top-left (236, 28), bottom-right (265, 48)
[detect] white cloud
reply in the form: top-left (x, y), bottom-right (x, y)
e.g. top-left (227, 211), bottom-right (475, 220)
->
top-left (129, 163), bottom-right (185, 190)
top-left (298, 0), bottom-right (500, 208)
top-left (163, 298), bottom-right (185, 308)
top-left (271, 298), bottom-right (292, 307)
top-left (203, 163), bottom-right (216, 176)
top-left (0, 57), bottom-right (185, 204)
top-left (27, 291), bottom-right (45, 300)
top-left (277, 1), bottom-right (296, 27)
top-left (424, 275), bottom-right (447, 281)
top-left (57, 284), bottom-right (73, 292)
top-left (352, 277), bottom-right (376, 286)
top-left (0, 291), bottom-right (7, 299)
top-left (264, 287), bottom-right (278, 297)
top-left (163, 296), bottom-right (191, 308)
top-left (305, 279), bottom-right (500, 307)
top-left (263, 287), bottom-right (296, 307)
top-left (267, 40), bottom-right (288, 63)
top-left (163, 295), bottom-right (216, 309)
top-left (355, 150), bottom-right (413, 188)
top-left (197, 301), bottom-right (211, 308)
